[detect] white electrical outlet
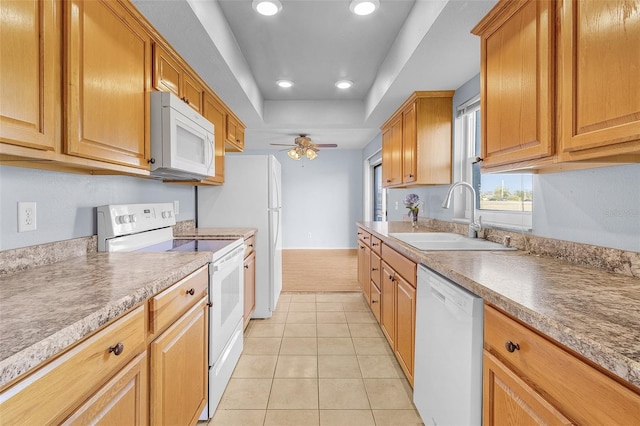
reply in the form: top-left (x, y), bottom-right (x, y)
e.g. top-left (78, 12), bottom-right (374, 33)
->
top-left (308, 232), bottom-right (312, 239)
top-left (174, 200), bottom-right (180, 215)
top-left (18, 202), bottom-right (37, 232)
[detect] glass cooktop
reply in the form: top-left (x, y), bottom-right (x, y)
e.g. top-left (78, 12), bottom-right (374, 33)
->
top-left (137, 239), bottom-right (238, 253)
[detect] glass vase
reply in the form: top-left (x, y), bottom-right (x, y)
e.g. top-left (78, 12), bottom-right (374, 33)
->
top-left (410, 209), bottom-right (418, 227)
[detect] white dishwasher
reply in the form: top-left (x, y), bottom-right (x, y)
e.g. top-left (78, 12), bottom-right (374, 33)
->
top-left (414, 264), bottom-right (483, 426)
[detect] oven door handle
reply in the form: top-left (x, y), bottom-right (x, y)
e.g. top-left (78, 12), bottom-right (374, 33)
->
top-left (210, 246), bottom-right (244, 273)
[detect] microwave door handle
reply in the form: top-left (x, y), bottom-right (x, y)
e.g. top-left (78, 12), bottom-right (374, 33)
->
top-left (206, 133), bottom-right (213, 175)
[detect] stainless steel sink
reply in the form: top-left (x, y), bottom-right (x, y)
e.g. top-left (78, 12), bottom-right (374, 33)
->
top-left (389, 232), bottom-right (516, 251)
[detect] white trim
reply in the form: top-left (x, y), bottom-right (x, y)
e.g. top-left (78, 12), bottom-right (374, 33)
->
top-left (363, 148), bottom-right (383, 222)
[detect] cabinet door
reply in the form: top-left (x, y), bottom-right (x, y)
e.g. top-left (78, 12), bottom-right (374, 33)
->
top-left (150, 298), bottom-right (207, 426)
top-left (202, 93), bottom-right (226, 184)
top-left (65, 0), bottom-right (151, 169)
top-left (182, 72), bottom-right (204, 113)
top-left (225, 114), bottom-right (242, 151)
top-left (243, 251), bottom-right (256, 329)
top-left (558, 0), bottom-right (640, 161)
top-left (357, 242), bottom-right (371, 302)
top-left (62, 352), bottom-right (148, 426)
top-left (369, 280), bottom-right (381, 323)
top-left (483, 350), bottom-right (572, 425)
top-left (0, 0), bottom-right (59, 152)
top-left (380, 262), bottom-right (396, 347)
top-left (382, 115), bottom-right (403, 187)
top-left (475, 0), bottom-right (554, 168)
top-left (402, 103), bottom-right (417, 184)
top-left (153, 43), bottom-right (181, 97)
top-left (395, 277), bottom-right (415, 385)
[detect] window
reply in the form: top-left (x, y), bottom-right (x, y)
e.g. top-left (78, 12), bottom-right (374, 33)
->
top-left (373, 163), bottom-right (384, 221)
top-left (454, 97), bottom-right (533, 230)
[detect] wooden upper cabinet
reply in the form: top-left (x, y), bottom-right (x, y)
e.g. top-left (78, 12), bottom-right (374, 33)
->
top-left (472, 0), bottom-right (555, 170)
top-left (382, 115), bottom-right (403, 187)
top-left (225, 114), bottom-right (245, 151)
top-left (65, 0), bottom-right (151, 170)
top-left (557, 0), bottom-right (640, 162)
top-left (153, 44), bottom-right (204, 114)
top-left (0, 0), bottom-right (59, 152)
top-left (402, 103), bottom-right (417, 184)
top-left (381, 91), bottom-right (453, 188)
top-left (202, 92), bottom-right (226, 184)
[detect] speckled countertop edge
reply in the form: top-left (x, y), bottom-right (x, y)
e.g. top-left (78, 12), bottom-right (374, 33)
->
top-left (174, 227), bottom-right (258, 240)
top-left (0, 252), bottom-right (211, 388)
top-left (358, 221), bottom-right (640, 389)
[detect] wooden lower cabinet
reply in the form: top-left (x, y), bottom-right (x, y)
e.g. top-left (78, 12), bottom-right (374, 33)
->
top-left (244, 250), bottom-right (256, 329)
top-left (395, 277), bottom-right (416, 383)
top-left (483, 350), bottom-right (571, 425)
top-left (357, 241), bottom-right (371, 303)
top-left (0, 306), bottom-right (146, 424)
top-left (369, 281), bottom-right (381, 323)
top-left (380, 261), bottom-right (396, 347)
top-left (62, 352), bottom-right (148, 426)
top-left (150, 297), bottom-right (208, 426)
top-left (484, 305), bottom-right (640, 425)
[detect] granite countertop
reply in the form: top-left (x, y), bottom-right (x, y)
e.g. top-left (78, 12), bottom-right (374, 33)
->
top-left (358, 221), bottom-right (640, 389)
top-left (174, 227), bottom-right (257, 240)
top-left (0, 252), bottom-right (211, 389)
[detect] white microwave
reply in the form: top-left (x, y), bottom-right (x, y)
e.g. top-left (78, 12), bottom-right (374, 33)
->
top-left (150, 91), bottom-right (214, 180)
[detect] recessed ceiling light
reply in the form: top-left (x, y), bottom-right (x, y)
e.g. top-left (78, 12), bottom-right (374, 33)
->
top-left (349, 0), bottom-right (380, 16)
top-left (252, 0), bottom-right (282, 16)
top-left (335, 80), bottom-right (353, 89)
top-left (277, 80), bottom-right (294, 88)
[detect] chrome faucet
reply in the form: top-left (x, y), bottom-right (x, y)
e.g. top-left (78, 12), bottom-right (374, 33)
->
top-left (442, 181), bottom-right (482, 238)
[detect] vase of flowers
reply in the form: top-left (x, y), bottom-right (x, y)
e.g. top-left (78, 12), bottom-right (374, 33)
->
top-left (404, 193), bottom-right (422, 227)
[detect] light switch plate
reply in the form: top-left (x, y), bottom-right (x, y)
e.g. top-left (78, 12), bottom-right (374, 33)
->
top-left (18, 202), bottom-right (37, 232)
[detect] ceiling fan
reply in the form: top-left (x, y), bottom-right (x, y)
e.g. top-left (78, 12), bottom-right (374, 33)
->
top-left (270, 134), bottom-right (338, 160)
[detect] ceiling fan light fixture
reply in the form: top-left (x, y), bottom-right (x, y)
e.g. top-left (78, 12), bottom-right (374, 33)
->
top-left (277, 79), bottom-right (294, 88)
top-left (287, 148), bottom-right (301, 160)
top-left (349, 0), bottom-right (379, 16)
top-left (335, 80), bottom-right (353, 89)
top-left (252, 0), bottom-right (282, 16)
top-left (305, 148), bottom-right (318, 160)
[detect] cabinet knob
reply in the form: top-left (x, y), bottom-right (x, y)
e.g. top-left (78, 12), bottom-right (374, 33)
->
top-left (505, 341), bottom-right (520, 353)
top-left (388, 274), bottom-right (394, 281)
top-left (371, 299), bottom-right (378, 304)
top-left (372, 242), bottom-right (378, 246)
top-left (148, 158), bottom-right (155, 164)
top-left (386, 179), bottom-right (392, 183)
top-left (372, 267), bottom-right (378, 271)
top-left (244, 265), bottom-right (249, 269)
top-left (186, 288), bottom-right (195, 296)
top-left (249, 244), bottom-right (254, 247)
top-left (108, 343), bottom-right (124, 356)
top-left (207, 302), bottom-right (213, 307)
top-left (408, 174), bottom-right (414, 178)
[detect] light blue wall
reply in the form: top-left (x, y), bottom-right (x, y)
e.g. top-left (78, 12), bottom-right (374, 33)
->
top-left (0, 166), bottom-right (195, 250)
top-left (374, 74), bottom-right (640, 252)
top-left (242, 150), bottom-right (363, 249)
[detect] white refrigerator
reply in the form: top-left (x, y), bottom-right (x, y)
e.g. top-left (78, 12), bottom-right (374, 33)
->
top-left (197, 154), bottom-right (282, 318)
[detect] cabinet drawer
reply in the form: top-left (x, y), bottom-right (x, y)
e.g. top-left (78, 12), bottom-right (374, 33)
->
top-left (381, 244), bottom-right (416, 287)
top-left (244, 235), bottom-right (256, 258)
top-left (0, 305), bottom-right (145, 425)
top-left (484, 305), bottom-right (640, 425)
top-left (357, 229), bottom-right (371, 245)
top-left (370, 236), bottom-right (382, 255)
top-left (149, 266), bottom-right (208, 335)
top-left (370, 251), bottom-right (381, 287)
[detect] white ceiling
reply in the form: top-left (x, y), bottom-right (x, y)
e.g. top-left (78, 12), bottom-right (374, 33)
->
top-left (133, 0), bottom-right (498, 151)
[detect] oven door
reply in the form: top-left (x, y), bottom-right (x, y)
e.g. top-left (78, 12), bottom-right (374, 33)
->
top-left (209, 244), bottom-right (245, 364)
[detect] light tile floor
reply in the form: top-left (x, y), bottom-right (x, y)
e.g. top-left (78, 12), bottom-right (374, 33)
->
top-left (208, 292), bottom-right (425, 426)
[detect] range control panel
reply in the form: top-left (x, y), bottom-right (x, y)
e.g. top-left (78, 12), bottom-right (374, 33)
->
top-left (97, 203), bottom-right (176, 239)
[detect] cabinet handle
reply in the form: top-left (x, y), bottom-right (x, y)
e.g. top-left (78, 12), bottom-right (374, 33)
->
top-left (360, 246), bottom-right (365, 250)
top-left (386, 179), bottom-right (392, 183)
top-left (408, 174), bottom-right (414, 178)
top-left (186, 288), bottom-right (195, 296)
top-left (371, 300), bottom-right (378, 304)
top-left (207, 302), bottom-right (213, 307)
top-left (372, 242), bottom-right (378, 246)
top-left (249, 244), bottom-right (254, 247)
top-left (108, 343), bottom-right (124, 356)
top-left (372, 268), bottom-right (378, 271)
top-left (244, 265), bottom-right (249, 269)
top-left (182, 96), bottom-right (190, 104)
top-left (388, 274), bottom-right (394, 281)
top-left (505, 341), bottom-right (520, 353)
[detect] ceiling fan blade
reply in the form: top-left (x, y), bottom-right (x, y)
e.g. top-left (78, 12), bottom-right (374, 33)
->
top-left (314, 144), bottom-right (338, 148)
top-left (270, 143), bottom-right (295, 146)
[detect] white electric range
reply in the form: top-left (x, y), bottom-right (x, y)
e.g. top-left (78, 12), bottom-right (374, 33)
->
top-left (97, 203), bottom-right (244, 419)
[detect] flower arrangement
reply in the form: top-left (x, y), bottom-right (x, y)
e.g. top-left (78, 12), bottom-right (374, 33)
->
top-left (404, 193), bottom-right (422, 225)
